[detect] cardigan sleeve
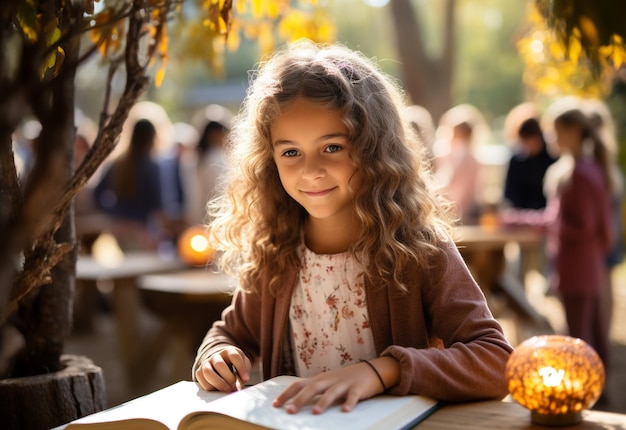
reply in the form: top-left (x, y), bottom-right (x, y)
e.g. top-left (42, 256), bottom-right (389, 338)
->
top-left (191, 286), bottom-right (263, 381)
top-left (381, 242), bottom-right (514, 401)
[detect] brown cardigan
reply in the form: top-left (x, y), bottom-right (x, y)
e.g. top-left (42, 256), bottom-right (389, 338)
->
top-left (193, 241), bottom-right (513, 401)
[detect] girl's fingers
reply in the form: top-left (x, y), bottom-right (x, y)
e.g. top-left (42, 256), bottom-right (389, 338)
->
top-left (197, 348), bottom-right (252, 393)
top-left (340, 389), bottom-right (361, 413)
top-left (195, 363), bottom-right (218, 391)
top-left (194, 368), bottom-right (210, 391)
top-left (283, 383), bottom-right (323, 414)
top-left (311, 384), bottom-right (348, 415)
top-left (228, 353), bottom-right (251, 384)
top-left (274, 362), bottom-right (384, 414)
top-left (273, 380), bottom-right (307, 408)
top-left (214, 361), bottom-right (235, 388)
top-left (200, 350), bottom-right (247, 392)
top-left (277, 379), bottom-right (348, 414)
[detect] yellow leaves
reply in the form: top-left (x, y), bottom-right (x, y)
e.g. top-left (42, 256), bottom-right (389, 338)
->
top-left (578, 15), bottom-right (599, 46)
top-left (154, 66), bottom-right (166, 88)
top-left (278, 9), bottom-right (335, 44)
top-left (567, 29), bottom-right (582, 63)
top-left (82, 0), bottom-right (335, 86)
top-left (179, 0), bottom-right (335, 74)
top-left (517, 1), bottom-right (622, 99)
top-left (257, 21), bottom-right (275, 56)
top-left (244, 0), bottom-right (289, 19)
top-left (89, 10), bottom-right (125, 57)
top-left (146, 7), bottom-right (170, 88)
top-left (16, 0), bottom-right (39, 43)
top-left (42, 22), bottom-right (65, 78)
top-left (153, 25), bottom-right (169, 88)
top-left (235, 0), bottom-right (334, 57)
top-left (204, 0), bottom-right (233, 35)
top-left (172, 16), bottom-right (224, 75)
top-left (251, 0), bottom-right (263, 18)
top-left (235, 0), bottom-right (246, 15)
top-left (226, 19), bottom-right (241, 52)
top-left (13, 1), bottom-right (67, 79)
top-left (599, 34), bottom-right (626, 70)
top-left (278, 10), bottom-right (314, 41)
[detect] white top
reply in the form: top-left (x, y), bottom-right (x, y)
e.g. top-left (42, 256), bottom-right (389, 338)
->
top-left (289, 245), bottom-right (376, 377)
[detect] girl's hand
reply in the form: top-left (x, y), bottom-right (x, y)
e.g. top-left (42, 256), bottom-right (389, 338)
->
top-left (195, 346), bottom-right (251, 392)
top-left (273, 358), bottom-right (398, 415)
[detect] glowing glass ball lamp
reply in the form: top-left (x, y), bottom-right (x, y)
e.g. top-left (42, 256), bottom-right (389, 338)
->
top-left (505, 335), bottom-right (605, 426)
top-left (177, 226), bottom-right (216, 266)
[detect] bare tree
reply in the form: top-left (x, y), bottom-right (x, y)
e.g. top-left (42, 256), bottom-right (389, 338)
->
top-left (389, 0), bottom-right (456, 122)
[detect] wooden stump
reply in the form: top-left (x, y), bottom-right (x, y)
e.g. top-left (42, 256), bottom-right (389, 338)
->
top-left (0, 354), bottom-right (106, 430)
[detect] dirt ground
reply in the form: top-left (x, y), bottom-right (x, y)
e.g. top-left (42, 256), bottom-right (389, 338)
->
top-left (64, 262), bottom-right (626, 414)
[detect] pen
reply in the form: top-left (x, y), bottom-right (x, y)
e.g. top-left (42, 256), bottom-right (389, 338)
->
top-left (229, 363), bottom-right (244, 391)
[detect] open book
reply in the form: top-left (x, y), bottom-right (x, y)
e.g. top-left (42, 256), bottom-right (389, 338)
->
top-left (63, 376), bottom-right (440, 430)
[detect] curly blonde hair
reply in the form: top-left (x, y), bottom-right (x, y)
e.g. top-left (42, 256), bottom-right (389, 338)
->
top-left (208, 40), bottom-right (453, 295)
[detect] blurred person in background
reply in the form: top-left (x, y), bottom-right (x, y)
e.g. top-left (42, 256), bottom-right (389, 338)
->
top-left (94, 118), bottom-right (165, 251)
top-left (187, 104), bottom-right (233, 226)
top-left (504, 105), bottom-right (615, 383)
top-left (547, 108), bottom-right (615, 383)
top-left (433, 104), bottom-right (488, 224)
top-left (159, 121), bottom-right (199, 242)
top-left (503, 117), bottom-right (557, 210)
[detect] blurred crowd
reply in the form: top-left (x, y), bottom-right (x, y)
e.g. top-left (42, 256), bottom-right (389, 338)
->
top-left (11, 95), bottom-right (624, 383)
top-left (411, 96), bottom-right (623, 381)
top-left (12, 101), bottom-right (234, 257)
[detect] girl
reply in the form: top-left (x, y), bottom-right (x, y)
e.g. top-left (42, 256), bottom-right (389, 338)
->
top-left (543, 108), bottom-right (614, 372)
top-left (193, 40), bottom-right (513, 415)
top-left (94, 118), bottom-right (165, 250)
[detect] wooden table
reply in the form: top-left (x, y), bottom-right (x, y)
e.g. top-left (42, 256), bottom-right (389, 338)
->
top-left (135, 269), bottom-right (238, 384)
top-left (54, 387), bottom-right (626, 430)
top-left (75, 252), bottom-right (187, 389)
top-left (453, 224), bottom-right (552, 338)
top-left (420, 399), bottom-right (626, 429)
top-left (454, 225), bottom-right (544, 251)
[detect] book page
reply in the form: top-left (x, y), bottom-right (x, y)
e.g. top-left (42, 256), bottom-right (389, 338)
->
top-left (64, 381), bottom-right (225, 429)
top-left (63, 377), bottom-right (439, 430)
top-left (184, 375), bottom-right (440, 430)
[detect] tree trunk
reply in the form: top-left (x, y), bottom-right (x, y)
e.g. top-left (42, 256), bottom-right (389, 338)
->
top-left (389, 0), bottom-right (456, 123)
top-left (0, 355), bottom-right (105, 430)
top-left (11, 1), bottom-right (80, 377)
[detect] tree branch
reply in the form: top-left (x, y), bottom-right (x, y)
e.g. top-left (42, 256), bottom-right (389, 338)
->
top-left (0, 0), bottom-right (173, 324)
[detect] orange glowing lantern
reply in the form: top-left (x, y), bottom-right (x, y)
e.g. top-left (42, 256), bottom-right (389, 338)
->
top-left (505, 335), bottom-right (605, 426)
top-left (177, 226), bottom-right (216, 266)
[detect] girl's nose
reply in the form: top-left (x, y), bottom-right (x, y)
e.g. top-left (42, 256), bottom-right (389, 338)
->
top-left (301, 155), bottom-right (325, 180)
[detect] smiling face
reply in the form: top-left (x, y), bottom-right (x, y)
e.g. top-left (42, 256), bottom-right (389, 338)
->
top-left (271, 96), bottom-right (361, 226)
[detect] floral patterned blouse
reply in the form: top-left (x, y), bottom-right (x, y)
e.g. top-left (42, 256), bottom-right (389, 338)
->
top-left (289, 244), bottom-right (377, 377)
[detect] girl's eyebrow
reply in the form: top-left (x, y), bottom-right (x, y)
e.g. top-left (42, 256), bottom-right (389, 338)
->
top-left (273, 139), bottom-right (294, 146)
top-left (273, 133), bottom-right (349, 146)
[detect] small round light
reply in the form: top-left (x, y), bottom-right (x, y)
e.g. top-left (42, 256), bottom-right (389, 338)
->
top-left (505, 335), bottom-right (605, 426)
top-left (177, 226), bottom-right (215, 266)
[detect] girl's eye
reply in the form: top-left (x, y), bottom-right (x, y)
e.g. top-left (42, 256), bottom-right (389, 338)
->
top-left (325, 144), bottom-right (342, 153)
top-left (282, 149), bottom-right (299, 157)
